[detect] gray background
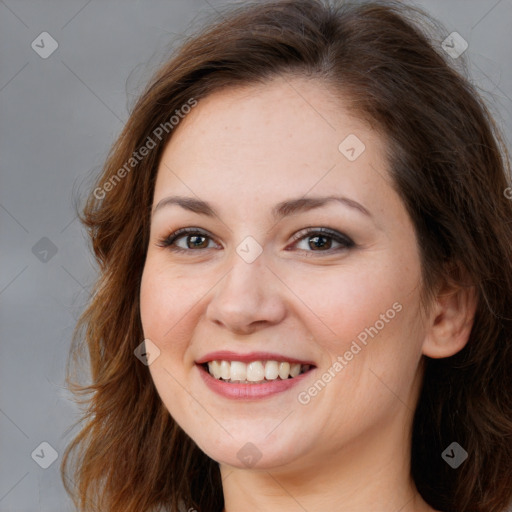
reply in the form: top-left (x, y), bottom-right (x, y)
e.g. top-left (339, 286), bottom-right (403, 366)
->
top-left (1, 0), bottom-right (511, 511)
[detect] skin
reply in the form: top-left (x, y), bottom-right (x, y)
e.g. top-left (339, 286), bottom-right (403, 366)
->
top-left (140, 75), bottom-right (476, 512)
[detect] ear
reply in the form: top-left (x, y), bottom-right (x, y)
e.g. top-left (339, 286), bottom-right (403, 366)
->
top-left (422, 268), bottom-right (478, 359)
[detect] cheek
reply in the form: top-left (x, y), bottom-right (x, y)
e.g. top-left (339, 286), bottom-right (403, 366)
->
top-left (140, 255), bottom-right (204, 337)
top-left (284, 252), bottom-right (423, 394)
top-left (278, 256), bottom-right (408, 345)
top-left (139, 259), bottom-right (195, 364)
top-left (294, 271), bottom-right (422, 433)
top-left (140, 259), bottom-right (204, 426)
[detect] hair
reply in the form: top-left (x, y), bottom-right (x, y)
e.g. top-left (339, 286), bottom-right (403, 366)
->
top-left (60, 1), bottom-right (512, 511)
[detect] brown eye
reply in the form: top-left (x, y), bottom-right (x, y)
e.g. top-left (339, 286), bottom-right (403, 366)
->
top-left (185, 234), bottom-right (209, 249)
top-left (291, 228), bottom-right (354, 253)
top-left (307, 234), bottom-right (333, 250)
top-left (157, 228), bottom-right (219, 252)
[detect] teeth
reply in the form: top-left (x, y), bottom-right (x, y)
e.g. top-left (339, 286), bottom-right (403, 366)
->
top-left (264, 360), bottom-right (279, 380)
top-left (247, 361), bottom-right (265, 382)
top-left (278, 362), bottom-right (290, 379)
top-left (290, 363), bottom-right (301, 377)
top-left (230, 361), bottom-right (246, 381)
top-left (220, 360), bottom-right (230, 380)
top-left (206, 360), bottom-right (308, 383)
top-left (210, 360), bottom-right (221, 379)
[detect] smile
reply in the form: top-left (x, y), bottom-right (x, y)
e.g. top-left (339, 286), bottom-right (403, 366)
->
top-left (195, 351), bottom-right (317, 400)
top-left (203, 360), bottom-right (313, 383)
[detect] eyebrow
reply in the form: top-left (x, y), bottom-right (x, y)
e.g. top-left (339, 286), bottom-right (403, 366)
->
top-left (152, 194), bottom-right (372, 220)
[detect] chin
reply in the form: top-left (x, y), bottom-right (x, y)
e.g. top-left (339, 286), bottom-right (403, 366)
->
top-left (195, 430), bottom-right (307, 471)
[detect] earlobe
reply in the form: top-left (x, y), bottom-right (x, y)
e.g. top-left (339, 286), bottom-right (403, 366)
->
top-left (422, 276), bottom-right (478, 359)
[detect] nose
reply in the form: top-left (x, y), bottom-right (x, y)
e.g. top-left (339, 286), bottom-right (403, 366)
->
top-left (205, 252), bottom-right (287, 335)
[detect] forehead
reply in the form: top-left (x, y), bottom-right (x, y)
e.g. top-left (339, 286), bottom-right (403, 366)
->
top-left (153, 76), bottom-right (392, 217)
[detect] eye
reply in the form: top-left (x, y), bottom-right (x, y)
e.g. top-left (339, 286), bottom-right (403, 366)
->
top-left (289, 227), bottom-right (355, 254)
top-left (156, 226), bottom-right (355, 255)
top-left (156, 227), bottom-right (220, 253)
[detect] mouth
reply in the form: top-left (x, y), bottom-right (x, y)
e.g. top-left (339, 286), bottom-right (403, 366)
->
top-left (195, 351), bottom-right (317, 400)
top-left (199, 360), bottom-right (315, 384)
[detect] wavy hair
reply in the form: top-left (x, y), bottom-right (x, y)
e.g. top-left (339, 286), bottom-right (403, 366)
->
top-left (61, 1), bottom-right (512, 511)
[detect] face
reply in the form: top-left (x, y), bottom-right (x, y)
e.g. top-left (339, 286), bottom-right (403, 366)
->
top-left (140, 76), bottom-right (427, 471)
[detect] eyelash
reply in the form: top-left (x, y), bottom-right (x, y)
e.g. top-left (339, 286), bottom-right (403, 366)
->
top-left (156, 226), bottom-right (355, 256)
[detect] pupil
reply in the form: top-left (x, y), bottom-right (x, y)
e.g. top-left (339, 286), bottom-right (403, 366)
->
top-left (188, 235), bottom-right (207, 248)
top-left (309, 235), bottom-right (330, 250)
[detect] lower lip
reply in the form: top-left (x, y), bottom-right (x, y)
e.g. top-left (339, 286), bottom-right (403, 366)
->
top-left (197, 364), bottom-right (315, 400)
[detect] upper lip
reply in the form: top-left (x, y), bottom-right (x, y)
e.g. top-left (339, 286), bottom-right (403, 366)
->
top-left (196, 351), bottom-right (316, 366)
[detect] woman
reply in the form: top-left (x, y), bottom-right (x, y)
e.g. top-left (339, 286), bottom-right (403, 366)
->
top-left (61, 1), bottom-right (512, 511)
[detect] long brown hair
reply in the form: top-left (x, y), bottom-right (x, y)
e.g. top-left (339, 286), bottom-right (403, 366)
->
top-left (61, 1), bottom-right (512, 511)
